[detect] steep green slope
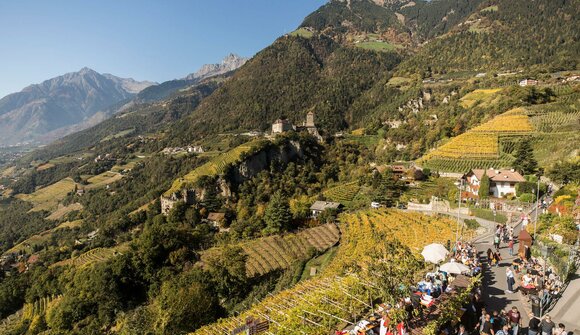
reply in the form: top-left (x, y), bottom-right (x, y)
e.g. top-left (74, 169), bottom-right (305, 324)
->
top-left (301, 0), bottom-right (404, 35)
top-left (397, 0), bottom-right (580, 74)
top-left (174, 35), bottom-right (402, 140)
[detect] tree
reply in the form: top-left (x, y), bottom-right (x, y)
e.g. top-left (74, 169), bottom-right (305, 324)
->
top-left (479, 173), bottom-right (490, 199)
top-left (151, 269), bottom-right (221, 333)
top-left (318, 208), bottom-right (340, 224)
top-left (263, 191), bottom-right (292, 235)
top-left (513, 140), bottom-right (538, 175)
top-left (167, 200), bottom-right (187, 224)
top-left (206, 246), bottom-right (248, 300)
top-left (547, 160), bottom-right (580, 185)
top-left (373, 170), bottom-right (403, 207)
top-left (201, 186), bottom-right (222, 212)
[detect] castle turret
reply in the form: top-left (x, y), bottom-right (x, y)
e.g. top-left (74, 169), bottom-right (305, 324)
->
top-left (306, 111), bottom-right (315, 127)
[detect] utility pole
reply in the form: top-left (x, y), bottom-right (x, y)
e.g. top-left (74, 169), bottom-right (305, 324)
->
top-left (455, 179), bottom-right (463, 245)
top-left (534, 176), bottom-right (540, 236)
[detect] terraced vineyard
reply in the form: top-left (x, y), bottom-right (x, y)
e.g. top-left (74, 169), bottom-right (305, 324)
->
top-left (15, 178), bottom-right (77, 212)
top-left (0, 295), bottom-right (64, 333)
top-left (422, 132), bottom-right (499, 160)
top-left (471, 109), bottom-right (533, 133)
top-left (459, 88), bottom-right (503, 109)
top-left (165, 140), bottom-right (267, 195)
top-left (192, 210), bottom-right (458, 335)
top-left (53, 244), bottom-right (128, 268)
top-left (203, 224), bottom-right (340, 277)
top-left (85, 171), bottom-right (123, 190)
top-left (22, 295), bottom-right (63, 321)
top-left (422, 155), bottom-right (515, 173)
top-left (419, 108), bottom-right (534, 172)
top-left (323, 181), bottom-right (361, 202)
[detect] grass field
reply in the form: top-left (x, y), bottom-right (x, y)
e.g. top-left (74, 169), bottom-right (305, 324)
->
top-left (300, 246), bottom-right (337, 281)
top-left (111, 157), bottom-right (143, 172)
top-left (16, 178), bottom-right (76, 212)
top-left (481, 5), bottom-right (498, 12)
top-left (36, 163), bottom-right (55, 171)
top-left (1, 166), bottom-right (16, 177)
top-left (387, 76), bottom-right (412, 87)
top-left (355, 41), bottom-right (400, 52)
top-left (470, 208), bottom-right (507, 224)
top-left (289, 27), bottom-right (313, 38)
top-left (45, 203), bottom-right (83, 220)
top-left (100, 128), bottom-right (135, 142)
top-left (85, 171), bottom-right (123, 189)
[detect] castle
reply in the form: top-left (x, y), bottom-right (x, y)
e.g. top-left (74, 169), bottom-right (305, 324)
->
top-left (271, 111), bottom-right (323, 141)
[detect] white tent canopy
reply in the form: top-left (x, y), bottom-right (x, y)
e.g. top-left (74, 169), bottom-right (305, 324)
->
top-left (439, 261), bottom-right (470, 274)
top-left (421, 243), bottom-right (449, 264)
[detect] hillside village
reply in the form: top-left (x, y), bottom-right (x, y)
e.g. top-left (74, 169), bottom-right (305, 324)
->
top-left (0, 0), bottom-right (578, 334)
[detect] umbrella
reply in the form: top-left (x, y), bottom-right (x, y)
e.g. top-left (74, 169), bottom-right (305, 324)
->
top-left (421, 243), bottom-right (449, 264)
top-left (440, 262), bottom-right (470, 274)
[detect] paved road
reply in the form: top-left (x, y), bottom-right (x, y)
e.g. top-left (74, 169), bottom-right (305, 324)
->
top-left (473, 228), bottom-right (530, 326)
top-left (412, 209), bottom-right (531, 325)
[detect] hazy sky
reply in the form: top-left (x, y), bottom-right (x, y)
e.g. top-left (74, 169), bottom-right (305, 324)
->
top-left (0, 0), bottom-right (326, 98)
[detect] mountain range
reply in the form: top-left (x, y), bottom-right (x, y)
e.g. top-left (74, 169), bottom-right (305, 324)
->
top-left (0, 54), bottom-right (248, 147)
top-left (0, 68), bottom-right (154, 147)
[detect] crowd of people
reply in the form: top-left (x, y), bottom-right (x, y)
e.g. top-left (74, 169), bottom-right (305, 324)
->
top-left (338, 242), bottom-right (483, 335)
top-left (484, 222), bottom-right (566, 311)
top-left (337, 218), bottom-right (571, 335)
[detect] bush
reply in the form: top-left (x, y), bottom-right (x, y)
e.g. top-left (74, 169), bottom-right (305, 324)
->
top-left (519, 193), bottom-right (535, 203)
top-left (464, 219), bottom-right (480, 230)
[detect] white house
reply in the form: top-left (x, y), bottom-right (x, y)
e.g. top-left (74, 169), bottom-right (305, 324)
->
top-left (310, 201), bottom-right (342, 218)
top-left (463, 168), bottom-right (526, 198)
top-left (519, 79), bottom-right (538, 87)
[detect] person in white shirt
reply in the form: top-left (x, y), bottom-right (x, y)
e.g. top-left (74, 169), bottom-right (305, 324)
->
top-left (506, 267), bottom-right (515, 293)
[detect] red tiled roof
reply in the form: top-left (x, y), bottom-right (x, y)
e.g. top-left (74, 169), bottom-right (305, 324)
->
top-left (470, 169), bottom-right (526, 182)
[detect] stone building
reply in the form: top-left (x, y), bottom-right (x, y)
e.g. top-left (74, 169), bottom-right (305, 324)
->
top-left (271, 119), bottom-right (294, 134)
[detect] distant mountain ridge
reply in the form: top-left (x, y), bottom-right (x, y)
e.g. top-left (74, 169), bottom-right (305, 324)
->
top-left (135, 53), bottom-right (248, 103)
top-left (0, 68), bottom-right (155, 146)
top-left (184, 53), bottom-right (248, 81)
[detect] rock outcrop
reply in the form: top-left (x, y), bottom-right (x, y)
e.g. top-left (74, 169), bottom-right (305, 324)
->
top-left (161, 140), bottom-right (303, 214)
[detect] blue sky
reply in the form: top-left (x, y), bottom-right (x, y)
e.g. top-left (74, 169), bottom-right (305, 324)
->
top-left (0, 0), bottom-right (326, 98)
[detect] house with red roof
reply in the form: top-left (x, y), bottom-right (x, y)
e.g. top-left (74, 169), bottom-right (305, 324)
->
top-left (463, 168), bottom-right (526, 198)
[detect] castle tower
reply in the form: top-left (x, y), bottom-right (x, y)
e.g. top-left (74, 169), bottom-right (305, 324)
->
top-left (306, 111), bottom-right (315, 127)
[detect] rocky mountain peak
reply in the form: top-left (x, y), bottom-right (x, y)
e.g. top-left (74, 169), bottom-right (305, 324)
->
top-left (184, 54), bottom-right (249, 81)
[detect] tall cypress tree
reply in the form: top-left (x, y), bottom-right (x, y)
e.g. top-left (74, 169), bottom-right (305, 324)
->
top-left (479, 173), bottom-right (490, 199)
top-left (513, 139), bottom-right (538, 175)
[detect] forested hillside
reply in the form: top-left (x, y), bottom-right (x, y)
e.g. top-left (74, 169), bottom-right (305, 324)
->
top-left (174, 35), bottom-right (402, 139)
top-left (397, 0), bottom-right (580, 74)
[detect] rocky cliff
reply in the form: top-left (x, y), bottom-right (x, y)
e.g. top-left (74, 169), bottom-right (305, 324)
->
top-left (161, 140), bottom-right (303, 214)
